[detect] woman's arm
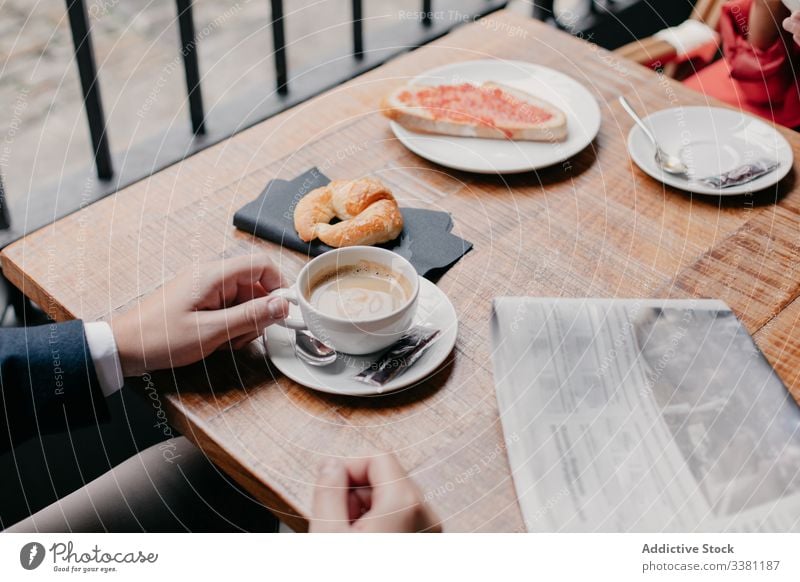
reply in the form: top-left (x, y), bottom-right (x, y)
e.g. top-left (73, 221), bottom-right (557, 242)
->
top-left (749, 0), bottom-right (790, 50)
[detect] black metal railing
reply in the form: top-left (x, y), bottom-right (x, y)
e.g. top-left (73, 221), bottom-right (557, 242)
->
top-left (0, 0), bottom-right (512, 250)
top-left (0, 0), bottom-right (692, 251)
top-left (532, 0), bottom-right (555, 22)
top-left (352, 0), bottom-right (364, 60)
top-left (0, 175), bottom-right (9, 231)
top-left (177, 0), bottom-right (206, 135)
top-left (65, 0), bottom-right (512, 186)
top-left (270, 0), bottom-right (289, 95)
top-left (66, 0), bottom-right (113, 180)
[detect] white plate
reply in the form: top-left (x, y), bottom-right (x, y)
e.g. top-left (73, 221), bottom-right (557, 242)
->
top-left (389, 59), bottom-right (601, 174)
top-left (627, 106), bottom-right (793, 196)
top-left (264, 278), bottom-right (457, 396)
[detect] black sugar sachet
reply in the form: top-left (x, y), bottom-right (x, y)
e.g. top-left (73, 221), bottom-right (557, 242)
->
top-left (700, 158), bottom-right (779, 189)
top-left (354, 326), bottom-right (441, 387)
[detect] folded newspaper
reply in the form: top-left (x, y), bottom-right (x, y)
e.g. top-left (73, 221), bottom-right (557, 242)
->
top-left (490, 298), bottom-right (800, 532)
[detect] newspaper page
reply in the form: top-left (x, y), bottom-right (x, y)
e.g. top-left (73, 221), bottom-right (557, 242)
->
top-left (490, 298), bottom-right (800, 532)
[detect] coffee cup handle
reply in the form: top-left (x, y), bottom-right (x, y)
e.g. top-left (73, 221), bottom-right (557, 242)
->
top-left (270, 288), bottom-right (307, 330)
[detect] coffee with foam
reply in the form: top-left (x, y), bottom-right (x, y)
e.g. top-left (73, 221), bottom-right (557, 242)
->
top-left (306, 260), bottom-right (412, 320)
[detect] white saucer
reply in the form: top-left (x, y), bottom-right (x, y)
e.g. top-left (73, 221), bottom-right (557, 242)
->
top-left (264, 278), bottom-right (458, 396)
top-left (627, 106), bottom-right (793, 196)
top-left (390, 59), bottom-right (601, 174)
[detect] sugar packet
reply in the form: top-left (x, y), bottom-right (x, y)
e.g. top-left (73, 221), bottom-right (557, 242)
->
top-left (354, 326), bottom-right (442, 387)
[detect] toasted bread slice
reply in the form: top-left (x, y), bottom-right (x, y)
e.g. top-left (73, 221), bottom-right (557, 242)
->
top-left (382, 81), bottom-right (568, 142)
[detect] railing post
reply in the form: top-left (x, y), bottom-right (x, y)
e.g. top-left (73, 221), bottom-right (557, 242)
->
top-left (176, 0), bottom-right (206, 135)
top-left (352, 0), bottom-right (364, 60)
top-left (65, 0), bottom-right (113, 181)
top-left (0, 173), bottom-right (10, 231)
top-left (422, 0), bottom-right (433, 27)
top-left (532, 0), bottom-right (555, 21)
top-left (270, 0), bottom-right (288, 95)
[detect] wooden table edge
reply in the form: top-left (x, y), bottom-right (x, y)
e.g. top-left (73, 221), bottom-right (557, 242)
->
top-left (167, 397), bottom-right (310, 532)
top-left (1, 252), bottom-right (76, 321)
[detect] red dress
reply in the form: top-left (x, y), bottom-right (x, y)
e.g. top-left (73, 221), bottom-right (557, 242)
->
top-left (683, 0), bottom-right (800, 128)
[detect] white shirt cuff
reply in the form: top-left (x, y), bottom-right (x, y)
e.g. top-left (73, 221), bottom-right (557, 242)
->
top-left (84, 321), bottom-right (125, 397)
top-left (653, 20), bottom-right (717, 57)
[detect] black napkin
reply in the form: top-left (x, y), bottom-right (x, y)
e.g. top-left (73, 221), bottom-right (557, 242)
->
top-left (233, 167), bottom-right (472, 280)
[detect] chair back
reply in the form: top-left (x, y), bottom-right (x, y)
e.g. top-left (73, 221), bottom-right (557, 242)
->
top-left (690, 0), bottom-right (729, 30)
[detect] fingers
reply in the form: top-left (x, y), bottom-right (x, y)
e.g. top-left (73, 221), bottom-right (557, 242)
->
top-left (347, 486), bottom-right (372, 522)
top-left (311, 454), bottom-right (442, 533)
top-left (310, 459), bottom-right (351, 533)
top-left (350, 453), bottom-right (438, 533)
top-left (340, 454), bottom-right (410, 504)
top-left (226, 254), bottom-right (287, 291)
top-left (204, 255), bottom-right (288, 308)
top-left (229, 331), bottom-right (261, 350)
top-left (212, 295), bottom-right (289, 341)
top-left (784, 14), bottom-right (800, 44)
top-left (361, 453), bottom-right (416, 523)
top-left (232, 282), bottom-right (268, 306)
top-left (364, 453), bottom-right (410, 494)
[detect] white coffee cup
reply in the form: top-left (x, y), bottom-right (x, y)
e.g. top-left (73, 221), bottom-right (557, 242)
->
top-left (272, 246), bottom-right (420, 355)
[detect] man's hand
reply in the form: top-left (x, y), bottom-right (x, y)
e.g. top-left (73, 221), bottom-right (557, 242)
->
top-left (111, 255), bottom-right (290, 376)
top-left (310, 453), bottom-right (442, 533)
top-left (784, 11), bottom-right (800, 46)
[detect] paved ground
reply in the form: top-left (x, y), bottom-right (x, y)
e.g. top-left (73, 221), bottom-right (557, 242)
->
top-left (0, 0), bottom-right (575, 205)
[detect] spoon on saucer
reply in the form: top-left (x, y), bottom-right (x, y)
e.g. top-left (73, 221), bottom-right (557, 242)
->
top-left (618, 96), bottom-right (689, 177)
top-left (294, 329), bottom-right (337, 367)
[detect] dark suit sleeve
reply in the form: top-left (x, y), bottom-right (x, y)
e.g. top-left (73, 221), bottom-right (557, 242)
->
top-left (0, 320), bottom-right (109, 452)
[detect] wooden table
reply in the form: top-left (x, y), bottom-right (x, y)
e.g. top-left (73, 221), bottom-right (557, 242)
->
top-left (3, 11), bottom-right (800, 532)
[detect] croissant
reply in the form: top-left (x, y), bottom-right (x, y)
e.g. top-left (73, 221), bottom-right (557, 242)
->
top-left (294, 177), bottom-right (404, 247)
